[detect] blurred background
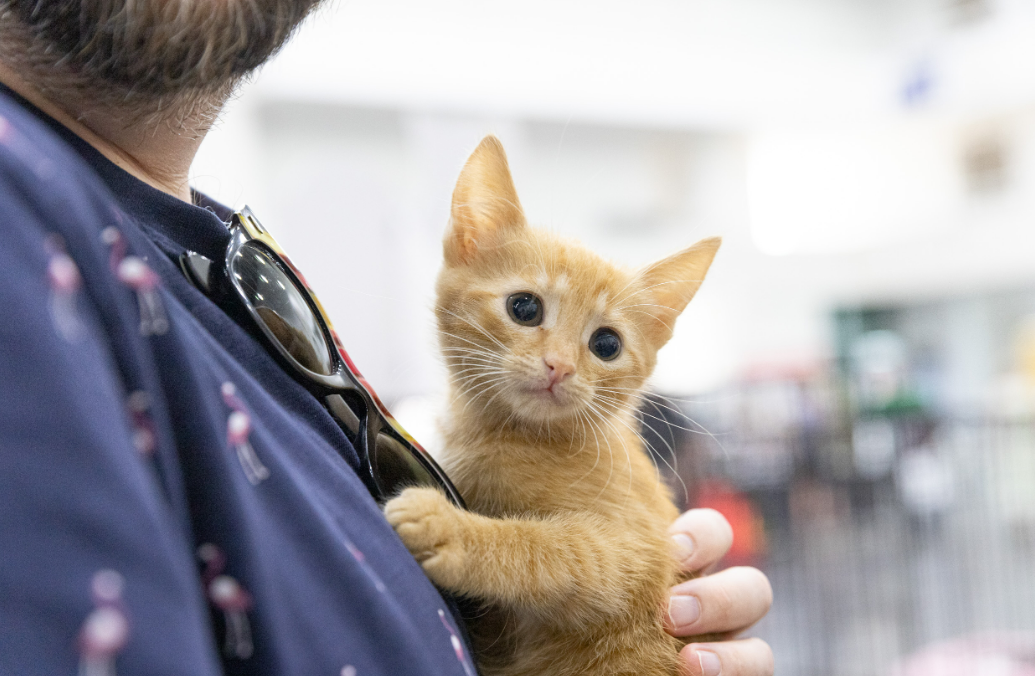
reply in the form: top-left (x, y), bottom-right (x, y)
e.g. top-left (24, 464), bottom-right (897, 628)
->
top-left (192, 0), bottom-right (1035, 673)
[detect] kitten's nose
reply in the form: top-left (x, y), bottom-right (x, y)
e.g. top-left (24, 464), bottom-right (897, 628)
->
top-left (544, 355), bottom-right (575, 386)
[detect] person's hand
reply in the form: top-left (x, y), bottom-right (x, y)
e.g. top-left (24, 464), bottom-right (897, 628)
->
top-left (665, 508), bottom-right (774, 676)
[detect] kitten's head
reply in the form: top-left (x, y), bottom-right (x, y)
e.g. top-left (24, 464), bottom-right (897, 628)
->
top-left (436, 136), bottom-right (719, 432)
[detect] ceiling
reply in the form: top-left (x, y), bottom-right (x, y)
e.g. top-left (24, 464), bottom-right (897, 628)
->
top-left (251, 0), bottom-right (1035, 130)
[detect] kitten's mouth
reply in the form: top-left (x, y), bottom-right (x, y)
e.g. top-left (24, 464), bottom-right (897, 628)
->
top-left (529, 382), bottom-right (568, 404)
top-left (511, 373), bottom-right (578, 414)
top-left (509, 380), bottom-right (582, 422)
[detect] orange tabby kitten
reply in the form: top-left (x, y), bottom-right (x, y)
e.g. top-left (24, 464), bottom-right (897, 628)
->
top-left (385, 136), bottom-right (720, 676)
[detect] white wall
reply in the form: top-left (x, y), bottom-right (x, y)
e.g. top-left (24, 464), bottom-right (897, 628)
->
top-left (190, 0), bottom-right (1035, 407)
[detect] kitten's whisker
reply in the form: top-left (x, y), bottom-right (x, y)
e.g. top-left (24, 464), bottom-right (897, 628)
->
top-left (595, 387), bottom-right (729, 458)
top-left (453, 370), bottom-right (506, 387)
top-left (446, 361), bottom-right (502, 375)
top-left (593, 396), bottom-right (690, 507)
top-left (450, 365), bottom-right (504, 380)
top-left (565, 408), bottom-right (593, 460)
top-left (492, 237), bottom-right (548, 279)
top-left (450, 371), bottom-right (503, 385)
top-left (518, 262), bottom-right (546, 280)
top-left (613, 278), bottom-right (708, 306)
top-left (634, 408), bottom-right (703, 436)
top-left (455, 373), bottom-right (511, 415)
top-left (443, 352), bottom-right (500, 364)
top-left (452, 359), bottom-right (501, 372)
top-left (459, 382), bottom-right (503, 417)
top-left (449, 358), bottom-right (502, 370)
top-left (475, 379), bottom-right (516, 418)
top-left (642, 398), bottom-right (679, 471)
top-left (593, 386), bottom-right (723, 409)
top-left (439, 329), bottom-right (500, 352)
top-left (457, 373), bottom-right (509, 394)
top-left (586, 374), bottom-right (647, 385)
top-left (626, 308), bottom-right (676, 333)
top-left (583, 399), bottom-right (634, 503)
top-left (586, 411), bottom-right (609, 492)
top-left (438, 308), bottom-right (509, 352)
top-left (615, 302), bottom-right (680, 314)
top-left (628, 403), bottom-right (688, 505)
top-left (441, 344), bottom-right (500, 358)
top-left (534, 235), bottom-right (549, 279)
top-left (605, 403), bottom-right (717, 438)
top-left (611, 257), bottom-right (673, 305)
top-left (570, 407), bottom-right (606, 490)
top-left (636, 426), bottom-right (688, 507)
top-left (500, 405), bottom-right (521, 433)
top-left (566, 409), bottom-right (583, 456)
top-left (439, 324), bottom-right (507, 355)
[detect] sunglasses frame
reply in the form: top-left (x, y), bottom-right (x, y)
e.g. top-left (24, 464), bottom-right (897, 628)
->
top-left (180, 206), bottom-right (465, 508)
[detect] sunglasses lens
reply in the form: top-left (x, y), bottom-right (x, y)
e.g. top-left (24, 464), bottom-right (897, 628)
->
top-left (230, 243), bottom-right (335, 376)
top-left (372, 432), bottom-right (441, 498)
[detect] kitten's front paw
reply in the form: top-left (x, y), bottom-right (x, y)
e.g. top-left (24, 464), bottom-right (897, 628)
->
top-left (384, 487), bottom-right (468, 587)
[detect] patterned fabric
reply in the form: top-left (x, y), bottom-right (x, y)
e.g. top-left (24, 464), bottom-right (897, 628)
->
top-left (0, 86), bottom-right (475, 676)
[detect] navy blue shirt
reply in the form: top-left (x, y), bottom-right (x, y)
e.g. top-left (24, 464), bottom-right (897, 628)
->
top-left (0, 88), bottom-right (476, 676)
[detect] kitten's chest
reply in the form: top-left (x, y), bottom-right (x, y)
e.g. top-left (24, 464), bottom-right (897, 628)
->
top-left (445, 448), bottom-right (562, 516)
top-left (439, 434), bottom-right (645, 518)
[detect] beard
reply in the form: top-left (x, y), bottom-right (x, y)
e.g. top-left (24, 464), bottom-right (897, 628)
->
top-left (0, 0), bottom-right (323, 125)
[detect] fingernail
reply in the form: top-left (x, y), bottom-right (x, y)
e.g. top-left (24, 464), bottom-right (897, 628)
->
top-left (695, 649), bottom-right (721, 676)
top-left (667, 594), bottom-right (701, 628)
top-left (671, 534), bottom-right (695, 563)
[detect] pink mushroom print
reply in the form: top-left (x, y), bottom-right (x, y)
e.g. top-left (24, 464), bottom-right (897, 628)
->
top-left (126, 390), bottom-right (156, 456)
top-left (77, 570), bottom-right (130, 676)
top-left (198, 543), bottom-right (255, 659)
top-left (438, 609), bottom-right (475, 676)
top-left (45, 234), bottom-right (85, 342)
top-left (100, 226), bottom-right (168, 336)
top-left (220, 382), bottom-right (270, 485)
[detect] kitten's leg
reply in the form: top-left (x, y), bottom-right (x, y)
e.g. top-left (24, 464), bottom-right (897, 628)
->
top-left (385, 487), bottom-right (669, 625)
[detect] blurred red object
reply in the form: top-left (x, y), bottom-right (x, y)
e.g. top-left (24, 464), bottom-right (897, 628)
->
top-left (693, 480), bottom-right (767, 566)
top-left (890, 632), bottom-right (1035, 676)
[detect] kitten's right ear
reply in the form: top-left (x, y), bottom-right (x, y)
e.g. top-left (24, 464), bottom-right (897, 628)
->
top-left (445, 135), bottom-right (526, 267)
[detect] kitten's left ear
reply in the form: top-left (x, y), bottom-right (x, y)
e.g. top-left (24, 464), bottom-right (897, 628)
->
top-left (445, 135), bottom-right (527, 267)
top-left (634, 237), bottom-right (721, 347)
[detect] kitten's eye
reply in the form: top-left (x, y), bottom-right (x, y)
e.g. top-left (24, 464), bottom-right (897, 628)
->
top-left (507, 292), bottom-right (544, 326)
top-left (589, 328), bottom-right (622, 361)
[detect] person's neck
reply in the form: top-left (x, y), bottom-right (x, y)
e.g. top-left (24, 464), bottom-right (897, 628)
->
top-left (0, 62), bottom-right (218, 202)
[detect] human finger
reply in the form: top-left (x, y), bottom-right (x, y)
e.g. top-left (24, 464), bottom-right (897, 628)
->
top-left (679, 638), bottom-right (774, 676)
top-left (668, 508), bottom-right (734, 573)
top-left (664, 566), bottom-right (772, 636)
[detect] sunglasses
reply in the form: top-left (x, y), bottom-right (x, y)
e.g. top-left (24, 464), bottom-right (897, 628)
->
top-left (177, 206), bottom-right (465, 509)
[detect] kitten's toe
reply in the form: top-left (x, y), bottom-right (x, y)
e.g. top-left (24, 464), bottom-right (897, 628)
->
top-left (384, 487), bottom-right (467, 582)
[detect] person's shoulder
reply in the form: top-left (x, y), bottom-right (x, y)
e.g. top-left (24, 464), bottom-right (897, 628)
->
top-left (0, 90), bottom-right (129, 294)
top-left (0, 90), bottom-right (116, 226)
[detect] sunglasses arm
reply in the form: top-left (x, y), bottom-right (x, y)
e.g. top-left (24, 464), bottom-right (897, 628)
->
top-left (179, 251), bottom-right (215, 294)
